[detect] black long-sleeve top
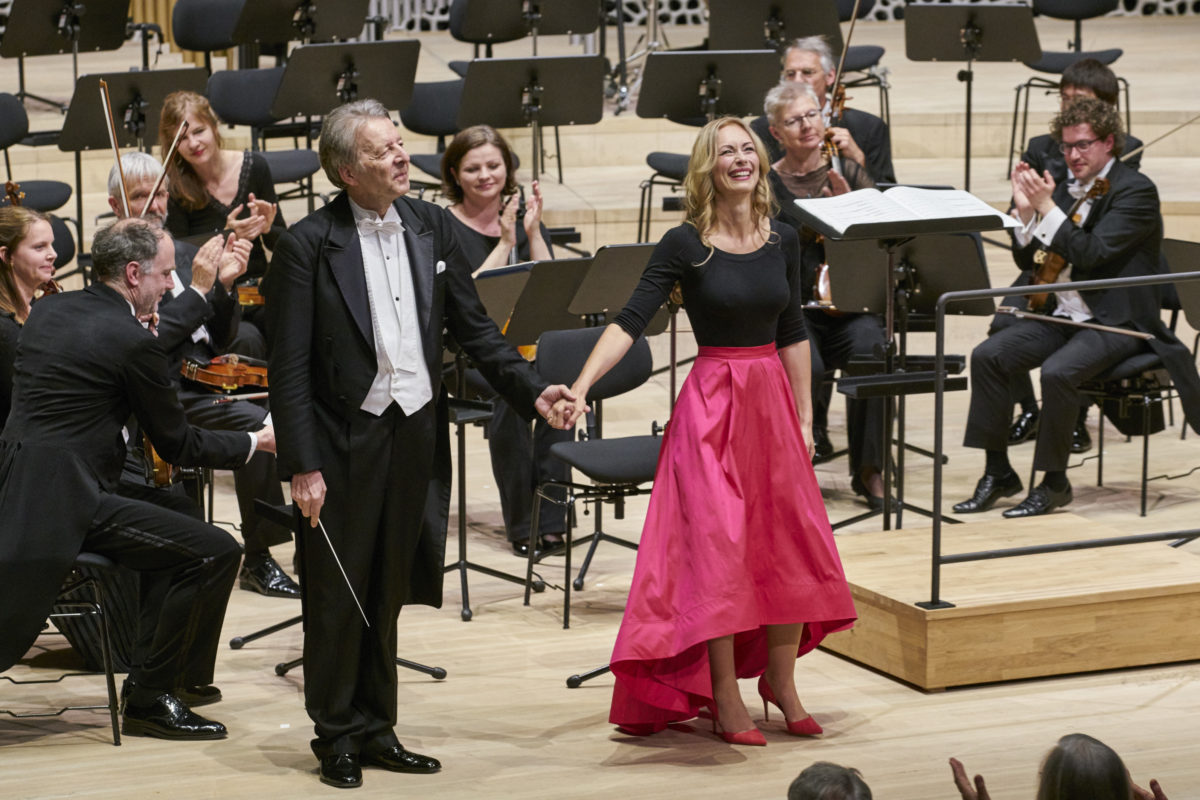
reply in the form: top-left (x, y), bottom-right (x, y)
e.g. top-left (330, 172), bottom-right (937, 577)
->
top-left (613, 222), bottom-right (808, 348)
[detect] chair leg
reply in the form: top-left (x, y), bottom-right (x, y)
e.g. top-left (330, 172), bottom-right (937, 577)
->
top-left (524, 486), bottom-right (543, 606)
top-left (90, 578), bottom-right (121, 746)
top-left (1141, 399), bottom-right (1151, 517)
top-left (563, 505), bottom-right (573, 630)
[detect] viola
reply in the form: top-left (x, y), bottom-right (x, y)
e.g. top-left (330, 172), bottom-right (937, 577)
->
top-left (1027, 177), bottom-right (1110, 311)
top-left (181, 354), bottom-right (269, 392)
top-left (141, 433), bottom-right (178, 487)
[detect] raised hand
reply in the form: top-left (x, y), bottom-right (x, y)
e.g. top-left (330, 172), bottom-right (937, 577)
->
top-left (523, 179), bottom-right (543, 237)
top-left (826, 169), bottom-right (852, 197)
top-left (190, 234), bottom-right (224, 293)
top-left (225, 202), bottom-right (267, 241)
top-left (499, 192), bottom-right (519, 249)
top-left (1133, 778), bottom-right (1169, 800)
top-left (246, 192), bottom-right (277, 232)
top-left (218, 234), bottom-right (252, 291)
top-left (949, 758), bottom-right (992, 800)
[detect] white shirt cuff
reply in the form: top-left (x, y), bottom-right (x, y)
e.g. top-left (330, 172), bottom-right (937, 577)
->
top-left (1033, 206), bottom-right (1068, 247)
top-left (246, 431), bottom-right (258, 463)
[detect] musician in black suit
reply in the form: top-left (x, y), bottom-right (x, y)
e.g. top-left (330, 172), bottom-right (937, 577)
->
top-left (264, 100), bottom-right (575, 789)
top-left (0, 218), bottom-right (274, 738)
top-left (108, 153), bottom-right (297, 599)
top-left (750, 35), bottom-right (895, 184)
top-left (955, 98), bottom-right (1200, 518)
top-left (1000, 59), bottom-right (1144, 453)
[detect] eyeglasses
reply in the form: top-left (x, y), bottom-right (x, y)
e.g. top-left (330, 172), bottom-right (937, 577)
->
top-left (1058, 138), bottom-right (1101, 154)
top-left (781, 109), bottom-right (822, 128)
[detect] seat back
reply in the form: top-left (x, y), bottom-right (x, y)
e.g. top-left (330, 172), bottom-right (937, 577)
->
top-left (0, 93), bottom-right (30, 152)
top-left (836, 0), bottom-right (877, 21)
top-left (207, 67), bottom-right (285, 131)
top-left (172, 0), bottom-right (243, 53)
top-left (449, 0), bottom-right (527, 47)
top-left (399, 80), bottom-right (465, 141)
top-left (536, 327), bottom-right (652, 403)
top-left (1163, 238), bottom-right (1200, 334)
top-left (1033, 0), bottom-right (1118, 22)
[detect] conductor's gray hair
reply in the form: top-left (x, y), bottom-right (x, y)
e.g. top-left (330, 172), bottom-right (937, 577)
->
top-left (319, 98), bottom-right (393, 190)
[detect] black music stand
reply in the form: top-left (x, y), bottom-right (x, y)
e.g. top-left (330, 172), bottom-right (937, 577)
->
top-left (636, 50), bottom-right (782, 124)
top-left (456, 55), bottom-right (606, 185)
top-left (706, 0), bottom-right (843, 54)
top-left (229, 501), bottom-right (447, 680)
top-left (443, 264), bottom-right (540, 622)
top-left (795, 193), bottom-right (1005, 530)
top-left (905, 3), bottom-right (1040, 192)
top-left (56, 68), bottom-right (208, 249)
top-left (1, 0), bottom-right (129, 111)
top-left (231, 0), bottom-right (372, 46)
top-left (272, 41), bottom-right (421, 117)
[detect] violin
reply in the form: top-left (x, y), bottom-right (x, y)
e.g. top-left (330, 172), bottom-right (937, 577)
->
top-left (181, 353), bottom-right (269, 392)
top-left (5, 180), bottom-right (25, 207)
top-left (237, 280), bottom-right (266, 307)
top-left (1027, 177), bottom-right (1110, 311)
top-left (142, 433), bottom-right (178, 487)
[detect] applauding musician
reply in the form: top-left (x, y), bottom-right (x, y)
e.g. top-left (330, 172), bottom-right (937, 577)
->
top-left (0, 218), bottom-right (273, 739)
top-left (955, 98), bottom-right (1200, 518)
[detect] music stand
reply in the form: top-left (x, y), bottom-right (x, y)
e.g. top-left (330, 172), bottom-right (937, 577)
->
top-left (443, 264), bottom-right (537, 621)
top-left (635, 51), bottom-right (782, 123)
top-left (456, 55), bottom-right (607, 184)
top-left (905, 3), bottom-right (1040, 192)
top-left (272, 41), bottom-right (421, 117)
top-left (502, 257), bottom-right (592, 348)
top-left (231, 0), bottom-right (372, 46)
top-left (57, 68), bottom-right (208, 247)
top-left (1, 0), bottom-right (129, 110)
top-left (707, 0), bottom-right (843, 54)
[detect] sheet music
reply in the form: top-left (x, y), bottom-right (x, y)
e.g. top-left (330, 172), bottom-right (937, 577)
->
top-left (792, 189), bottom-right (921, 234)
top-left (884, 187), bottom-right (1019, 229)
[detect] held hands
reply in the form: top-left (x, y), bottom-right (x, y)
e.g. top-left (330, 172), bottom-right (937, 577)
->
top-left (218, 234), bottom-right (252, 291)
top-left (292, 469), bottom-right (327, 527)
top-left (949, 758), bottom-right (992, 800)
top-left (535, 384), bottom-right (588, 430)
top-left (826, 126), bottom-right (866, 170)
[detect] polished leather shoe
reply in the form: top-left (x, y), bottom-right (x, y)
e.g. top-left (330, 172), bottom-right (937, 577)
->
top-left (812, 426), bottom-right (835, 463)
top-left (1008, 409), bottom-right (1039, 444)
top-left (953, 472), bottom-right (1023, 513)
top-left (1071, 420), bottom-right (1093, 454)
top-left (122, 692), bottom-right (227, 740)
top-left (121, 679), bottom-right (220, 710)
top-left (361, 744), bottom-right (441, 774)
top-left (239, 556), bottom-right (300, 599)
top-left (1002, 483), bottom-right (1073, 518)
top-left (319, 754), bottom-right (362, 789)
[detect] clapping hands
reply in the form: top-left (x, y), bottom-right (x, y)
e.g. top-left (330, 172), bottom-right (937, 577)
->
top-left (225, 192), bottom-right (277, 242)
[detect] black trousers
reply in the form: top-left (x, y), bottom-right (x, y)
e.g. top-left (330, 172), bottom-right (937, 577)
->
top-left (486, 398), bottom-right (570, 542)
top-left (179, 386), bottom-right (290, 556)
top-left (806, 311), bottom-right (887, 475)
top-left (301, 402), bottom-right (436, 758)
top-left (84, 491), bottom-right (241, 691)
top-left (964, 316), bottom-right (1144, 472)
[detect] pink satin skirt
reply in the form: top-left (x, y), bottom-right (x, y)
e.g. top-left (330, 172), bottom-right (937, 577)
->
top-left (608, 344), bottom-right (857, 729)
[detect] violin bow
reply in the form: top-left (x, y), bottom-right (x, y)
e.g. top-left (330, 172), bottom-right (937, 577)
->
top-left (99, 79), bottom-right (131, 218)
top-left (141, 119), bottom-right (189, 218)
top-left (828, 0), bottom-right (862, 125)
top-left (1120, 111), bottom-right (1200, 164)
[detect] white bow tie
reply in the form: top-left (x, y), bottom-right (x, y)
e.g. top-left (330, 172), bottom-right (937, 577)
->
top-left (1066, 181), bottom-right (1092, 200)
top-left (357, 217), bottom-right (403, 236)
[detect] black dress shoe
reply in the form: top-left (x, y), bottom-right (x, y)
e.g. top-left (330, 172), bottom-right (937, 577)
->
top-left (122, 692), bottom-right (227, 740)
top-left (1008, 409), bottom-right (1039, 444)
top-left (812, 426), bottom-right (835, 463)
top-left (1071, 420), bottom-right (1093, 454)
top-left (953, 472), bottom-right (1023, 513)
top-left (239, 556), bottom-right (301, 599)
top-left (177, 684), bottom-right (222, 707)
top-left (1002, 483), bottom-right (1073, 518)
top-left (361, 744), bottom-right (441, 774)
top-left (511, 538), bottom-right (539, 558)
top-left (320, 754), bottom-right (363, 789)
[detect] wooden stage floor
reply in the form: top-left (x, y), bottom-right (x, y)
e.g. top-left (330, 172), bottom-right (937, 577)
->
top-left (3, 12), bottom-right (1200, 800)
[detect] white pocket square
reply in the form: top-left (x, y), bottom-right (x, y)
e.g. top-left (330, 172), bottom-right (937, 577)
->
top-left (436, 260), bottom-right (446, 274)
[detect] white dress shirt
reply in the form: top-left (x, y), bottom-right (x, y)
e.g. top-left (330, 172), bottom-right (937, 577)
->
top-left (349, 197), bottom-right (433, 416)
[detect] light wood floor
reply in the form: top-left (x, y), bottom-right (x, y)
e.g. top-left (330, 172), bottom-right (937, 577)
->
top-left (3, 14), bottom-right (1200, 800)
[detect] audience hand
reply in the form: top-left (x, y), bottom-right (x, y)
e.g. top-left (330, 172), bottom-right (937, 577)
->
top-left (1133, 779), bottom-right (1168, 800)
top-left (218, 234), bottom-right (252, 291)
top-left (292, 470), bottom-right (327, 527)
top-left (189, 234), bottom-right (224, 293)
top-left (949, 758), bottom-right (992, 800)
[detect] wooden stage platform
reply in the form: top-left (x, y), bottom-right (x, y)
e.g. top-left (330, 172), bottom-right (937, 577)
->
top-left (825, 514), bottom-right (1200, 690)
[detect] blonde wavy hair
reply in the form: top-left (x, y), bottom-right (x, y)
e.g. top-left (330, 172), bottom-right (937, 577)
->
top-left (682, 117), bottom-right (777, 260)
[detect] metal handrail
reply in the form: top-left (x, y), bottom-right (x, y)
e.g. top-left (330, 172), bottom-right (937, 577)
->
top-left (923, 270), bottom-right (1200, 609)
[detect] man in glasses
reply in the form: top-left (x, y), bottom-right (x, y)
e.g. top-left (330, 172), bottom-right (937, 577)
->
top-left (998, 59), bottom-right (1144, 455)
top-left (954, 97), bottom-right (1200, 518)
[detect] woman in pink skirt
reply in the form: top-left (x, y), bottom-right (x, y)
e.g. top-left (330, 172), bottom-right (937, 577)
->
top-left (562, 117), bottom-right (856, 746)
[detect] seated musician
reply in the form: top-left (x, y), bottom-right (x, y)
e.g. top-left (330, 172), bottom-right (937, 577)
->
top-left (0, 218), bottom-right (275, 739)
top-left (999, 58), bottom-right (1145, 455)
top-left (0, 205), bottom-right (57, 422)
top-left (955, 97), bottom-right (1200, 518)
top-left (750, 35), bottom-right (895, 185)
top-left (108, 152), bottom-right (298, 599)
top-left (765, 81), bottom-right (887, 509)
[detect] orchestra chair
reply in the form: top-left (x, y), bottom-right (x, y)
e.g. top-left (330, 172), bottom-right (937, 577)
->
top-left (0, 553), bottom-right (122, 746)
top-left (449, 0), bottom-right (528, 59)
top-left (835, 0), bottom-right (891, 127)
top-left (171, 0), bottom-right (244, 74)
top-left (399, 79), bottom-right (466, 196)
top-left (523, 327), bottom-right (662, 629)
top-left (1007, 0), bottom-right (1129, 177)
top-left (1164, 238), bottom-right (1200, 439)
top-left (206, 67), bottom-right (323, 213)
top-left (1, 93), bottom-right (74, 217)
top-left (637, 151), bottom-right (689, 243)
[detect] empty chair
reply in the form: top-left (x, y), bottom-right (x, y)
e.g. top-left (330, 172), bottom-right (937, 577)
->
top-left (0, 93), bottom-right (73, 216)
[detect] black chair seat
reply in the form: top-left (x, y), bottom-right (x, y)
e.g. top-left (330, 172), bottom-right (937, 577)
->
top-left (646, 152), bottom-right (689, 181)
top-left (549, 435), bottom-right (661, 485)
top-left (842, 44), bottom-right (884, 73)
top-left (1026, 48), bottom-right (1122, 75)
top-left (1089, 351), bottom-right (1163, 384)
top-left (1, 180), bottom-right (72, 213)
top-left (260, 150), bottom-right (320, 185)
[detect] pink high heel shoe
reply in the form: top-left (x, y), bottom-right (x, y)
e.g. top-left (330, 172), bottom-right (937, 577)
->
top-left (709, 705), bottom-right (766, 746)
top-left (757, 675), bottom-right (823, 736)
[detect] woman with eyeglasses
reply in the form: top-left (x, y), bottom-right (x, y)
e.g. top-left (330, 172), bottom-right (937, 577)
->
top-left (764, 80), bottom-right (888, 511)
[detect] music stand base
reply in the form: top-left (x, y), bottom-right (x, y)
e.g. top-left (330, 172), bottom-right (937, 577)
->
top-left (274, 656), bottom-right (447, 680)
top-left (566, 663), bottom-right (611, 688)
